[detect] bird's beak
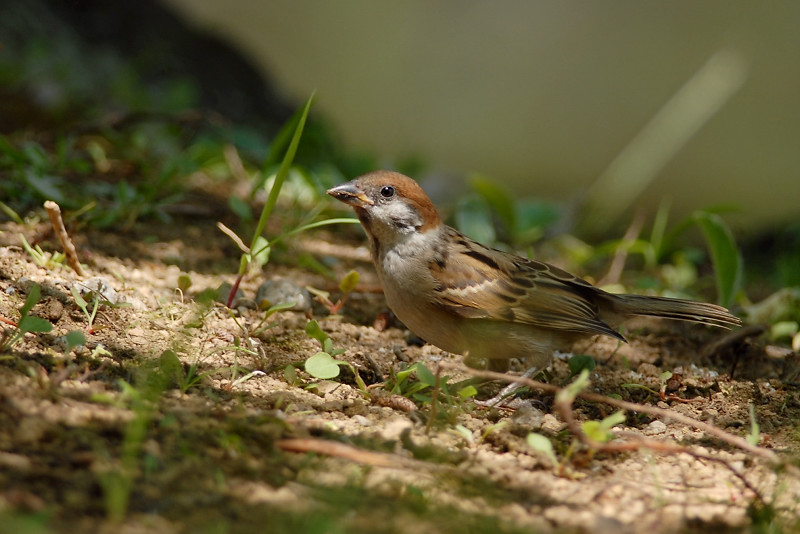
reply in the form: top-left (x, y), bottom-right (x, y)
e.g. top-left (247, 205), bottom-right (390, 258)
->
top-left (326, 181), bottom-right (374, 207)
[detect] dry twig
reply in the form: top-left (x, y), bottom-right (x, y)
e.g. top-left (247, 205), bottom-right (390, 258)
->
top-left (439, 362), bottom-right (779, 462)
top-left (44, 201), bottom-right (84, 276)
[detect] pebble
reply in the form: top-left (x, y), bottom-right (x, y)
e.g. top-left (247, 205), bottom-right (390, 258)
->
top-left (644, 420), bottom-right (667, 435)
top-left (216, 282), bottom-right (246, 308)
top-left (541, 413), bottom-right (566, 433)
top-left (256, 279), bottom-right (311, 312)
top-left (351, 415), bottom-right (371, 426)
top-left (509, 403), bottom-right (545, 430)
top-left (75, 277), bottom-right (121, 305)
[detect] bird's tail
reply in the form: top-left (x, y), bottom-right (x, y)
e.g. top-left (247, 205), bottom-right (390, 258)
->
top-left (610, 294), bottom-right (741, 329)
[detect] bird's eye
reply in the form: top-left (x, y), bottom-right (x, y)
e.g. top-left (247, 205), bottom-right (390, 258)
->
top-left (380, 186), bottom-right (395, 198)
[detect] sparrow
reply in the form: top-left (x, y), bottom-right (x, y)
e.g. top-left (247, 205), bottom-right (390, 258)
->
top-left (327, 170), bottom-right (741, 372)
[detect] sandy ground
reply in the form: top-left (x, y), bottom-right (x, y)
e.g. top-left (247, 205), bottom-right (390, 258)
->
top-left (1, 211), bottom-right (798, 534)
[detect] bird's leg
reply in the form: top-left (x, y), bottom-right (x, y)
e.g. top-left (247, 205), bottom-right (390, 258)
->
top-left (476, 350), bottom-right (570, 408)
top-left (476, 365), bottom-right (541, 408)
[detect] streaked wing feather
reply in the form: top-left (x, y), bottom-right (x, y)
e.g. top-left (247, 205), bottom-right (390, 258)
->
top-left (431, 230), bottom-right (622, 339)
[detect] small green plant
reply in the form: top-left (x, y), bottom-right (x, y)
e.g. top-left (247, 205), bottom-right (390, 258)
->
top-left (253, 301), bottom-right (297, 336)
top-left (69, 284), bottom-right (131, 334)
top-left (743, 288), bottom-right (800, 350)
top-left (383, 362), bottom-right (478, 411)
top-left (0, 284), bottom-right (53, 351)
top-left (20, 234), bottom-right (66, 270)
top-left (746, 402), bottom-right (761, 446)
top-left (221, 94), bottom-right (358, 308)
top-left (61, 330), bottom-right (87, 354)
top-left (70, 286), bottom-right (101, 333)
top-left (581, 410), bottom-right (626, 444)
top-left (0, 201), bottom-right (26, 225)
top-left (453, 174), bottom-right (560, 247)
top-left (303, 319), bottom-right (367, 393)
top-left (598, 204), bottom-right (743, 307)
top-left (307, 269), bottom-right (360, 314)
top-left (621, 370), bottom-right (678, 402)
top-left (526, 433), bottom-right (559, 469)
top-left (567, 354), bottom-right (596, 378)
top-left (95, 361), bottom-right (172, 523)
top-left (158, 350), bottom-right (214, 394)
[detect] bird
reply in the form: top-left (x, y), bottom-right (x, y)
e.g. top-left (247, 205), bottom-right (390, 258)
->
top-left (327, 170), bottom-right (741, 373)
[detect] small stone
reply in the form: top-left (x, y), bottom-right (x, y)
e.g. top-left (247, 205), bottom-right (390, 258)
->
top-left (309, 380), bottom-right (341, 396)
top-left (510, 403), bottom-right (545, 429)
top-left (351, 415), bottom-right (371, 426)
top-left (644, 420), bottom-right (667, 435)
top-left (75, 277), bottom-right (120, 305)
top-left (216, 282), bottom-right (245, 308)
top-left (256, 278), bottom-right (311, 312)
top-left (541, 413), bottom-right (566, 433)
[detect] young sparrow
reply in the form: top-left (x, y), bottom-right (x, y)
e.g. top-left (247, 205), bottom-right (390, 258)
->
top-left (327, 170), bottom-right (740, 371)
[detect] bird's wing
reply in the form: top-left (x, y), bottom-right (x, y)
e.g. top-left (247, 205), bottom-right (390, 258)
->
top-left (430, 229), bottom-right (624, 340)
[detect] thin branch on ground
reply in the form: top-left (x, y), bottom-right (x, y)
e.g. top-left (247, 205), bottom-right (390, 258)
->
top-left (276, 438), bottom-right (445, 473)
top-left (438, 362), bottom-right (779, 463)
top-left (44, 200), bottom-right (84, 276)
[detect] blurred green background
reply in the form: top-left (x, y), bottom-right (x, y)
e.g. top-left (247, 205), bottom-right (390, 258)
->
top-left (2, 0), bottom-right (799, 291)
top-left (162, 0), bottom-right (800, 236)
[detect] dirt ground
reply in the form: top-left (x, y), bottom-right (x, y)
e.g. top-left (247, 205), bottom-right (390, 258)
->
top-left (1, 207), bottom-right (799, 534)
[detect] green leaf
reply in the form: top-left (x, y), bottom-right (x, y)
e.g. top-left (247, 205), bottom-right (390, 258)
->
top-left (557, 368), bottom-right (591, 404)
top-left (692, 211), bottom-right (742, 308)
top-left (649, 199), bottom-right (671, 265)
top-left (305, 351), bottom-right (341, 379)
top-left (20, 284), bottom-right (42, 317)
top-left (65, 330), bottom-right (86, 350)
top-left (260, 300), bottom-right (296, 315)
top-left (227, 195), bottom-right (252, 221)
top-left (338, 269), bottom-right (360, 293)
top-left (395, 364), bottom-right (419, 383)
top-left (526, 433), bottom-right (558, 467)
top-left (583, 410), bottom-right (626, 443)
top-left (251, 93), bottom-right (314, 252)
top-left (284, 364), bottom-right (299, 385)
top-left (769, 321), bottom-right (798, 341)
top-left (271, 218), bottom-right (362, 246)
top-left (582, 421), bottom-right (604, 442)
top-left (251, 235), bottom-right (270, 268)
top-left (19, 315), bottom-right (53, 334)
top-left (159, 350), bottom-right (184, 384)
top-left (70, 286), bottom-right (88, 309)
top-left (514, 199), bottom-right (560, 243)
top-left (567, 354), bottom-right (596, 377)
top-left (415, 363), bottom-right (437, 386)
top-left (25, 170), bottom-right (65, 203)
top-left (470, 175), bottom-right (515, 233)
top-left (458, 384), bottom-right (478, 399)
top-left (454, 195), bottom-right (496, 244)
top-left (0, 201), bottom-right (24, 225)
top-left (177, 274), bottom-right (193, 293)
top-left (305, 319), bottom-right (328, 345)
top-left (598, 410), bottom-right (626, 432)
